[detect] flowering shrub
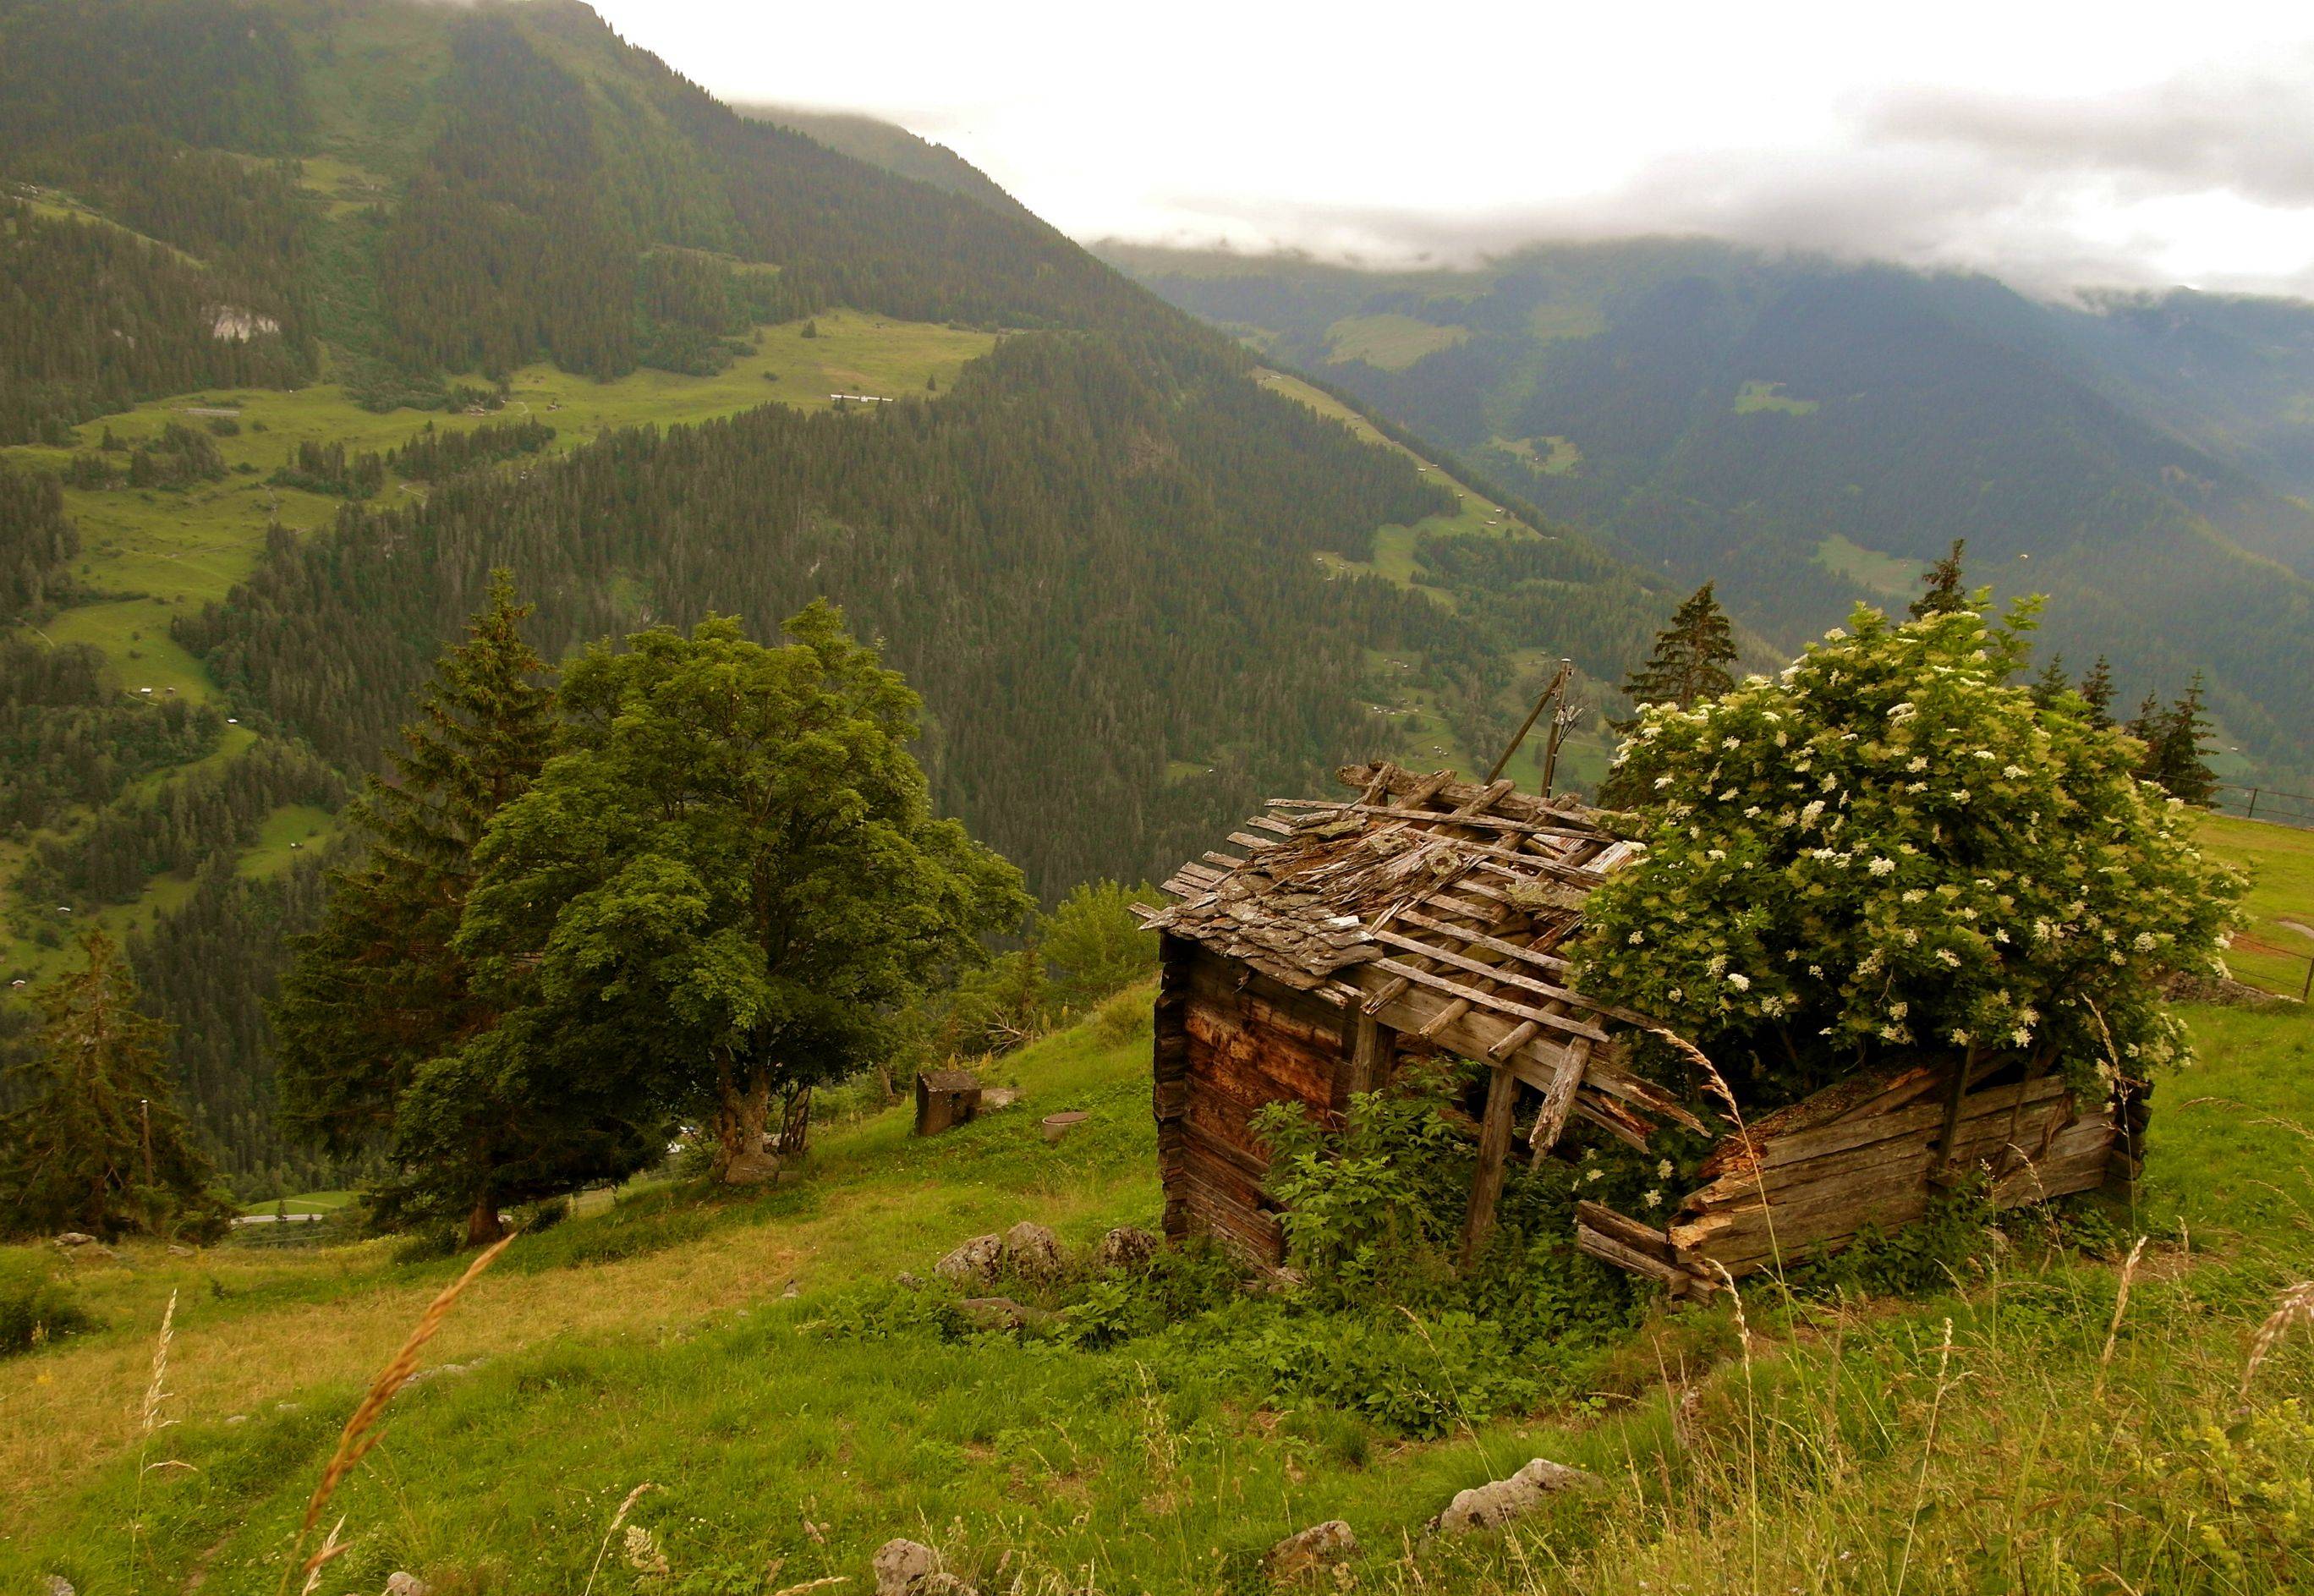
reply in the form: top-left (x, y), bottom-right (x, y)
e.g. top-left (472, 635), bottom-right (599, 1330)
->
top-left (1576, 602), bottom-right (2241, 1105)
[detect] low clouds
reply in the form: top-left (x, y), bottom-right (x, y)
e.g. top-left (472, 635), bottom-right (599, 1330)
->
top-left (1125, 54), bottom-right (2314, 299)
top-left (1864, 52), bottom-right (2314, 207)
top-left (593, 0), bottom-right (2314, 300)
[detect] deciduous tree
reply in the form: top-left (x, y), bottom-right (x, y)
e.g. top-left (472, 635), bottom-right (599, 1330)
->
top-left (458, 605), bottom-right (1030, 1184)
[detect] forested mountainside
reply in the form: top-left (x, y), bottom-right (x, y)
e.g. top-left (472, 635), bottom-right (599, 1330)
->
top-left (1101, 239), bottom-right (2314, 787)
top-left (0, 0), bottom-right (1675, 1190)
top-left (737, 104), bottom-right (1032, 220)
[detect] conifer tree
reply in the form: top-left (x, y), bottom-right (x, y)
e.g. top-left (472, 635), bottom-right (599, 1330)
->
top-left (0, 932), bottom-right (231, 1241)
top-left (2142, 675), bottom-right (2219, 806)
top-left (2030, 654), bottom-right (2069, 710)
top-left (1908, 538), bottom-right (1969, 619)
top-left (273, 572), bottom-right (559, 1240)
top-left (2077, 655), bottom-right (2117, 728)
top-left (1599, 584), bottom-right (1736, 808)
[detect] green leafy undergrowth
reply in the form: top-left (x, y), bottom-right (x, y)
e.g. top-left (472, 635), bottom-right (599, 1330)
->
top-left (0, 1253), bottom-right (94, 1355)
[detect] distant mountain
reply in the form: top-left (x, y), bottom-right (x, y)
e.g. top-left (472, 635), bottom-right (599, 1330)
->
top-left (1101, 239), bottom-right (2314, 785)
top-left (736, 104), bottom-right (1032, 220)
top-left (0, 0), bottom-right (1675, 1185)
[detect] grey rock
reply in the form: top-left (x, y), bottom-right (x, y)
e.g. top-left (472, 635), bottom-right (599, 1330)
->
top-left (933, 1233), bottom-right (1006, 1287)
top-left (41, 1576), bottom-right (74, 1596)
top-left (979, 1086), bottom-right (1020, 1111)
top-left (1263, 1520), bottom-right (1357, 1579)
top-left (384, 1574), bottom-right (430, 1596)
top-left (872, 1538), bottom-right (977, 1596)
top-left (957, 1296), bottom-right (1056, 1333)
top-left (1094, 1225), bottom-right (1160, 1273)
top-left (1428, 1457), bottom-right (1599, 1535)
top-left (1002, 1220), bottom-right (1064, 1279)
top-left (894, 1271), bottom-right (924, 1291)
top-left (52, 1232), bottom-right (95, 1248)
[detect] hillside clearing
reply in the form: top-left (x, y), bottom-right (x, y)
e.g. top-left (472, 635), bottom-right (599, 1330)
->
top-left (0, 312), bottom-right (997, 980)
top-left (1324, 312), bottom-right (1471, 370)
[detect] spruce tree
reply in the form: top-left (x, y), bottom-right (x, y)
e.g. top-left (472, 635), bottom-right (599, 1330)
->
top-left (2030, 654), bottom-right (2068, 710)
top-left (1908, 538), bottom-right (1969, 619)
top-left (0, 932), bottom-right (231, 1241)
top-left (1599, 584), bottom-right (1736, 808)
top-left (272, 572), bottom-right (559, 1242)
top-left (2146, 675), bottom-right (2220, 806)
top-left (2078, 655), bottom-right (2116, 728)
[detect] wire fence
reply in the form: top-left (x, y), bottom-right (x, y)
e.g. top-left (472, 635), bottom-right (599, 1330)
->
top-left (2227, 932), bottom-right (2314, 1004)
top-left (2213, 782), bottom-right (2314, 830)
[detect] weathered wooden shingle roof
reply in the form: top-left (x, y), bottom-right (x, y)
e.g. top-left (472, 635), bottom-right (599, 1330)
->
top-left (1144, 760), bottom-right (1699, 1149)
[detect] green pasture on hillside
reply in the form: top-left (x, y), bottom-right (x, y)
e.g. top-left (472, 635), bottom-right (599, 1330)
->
top-left (3, 982), bottom-right (2310, 1593)
top-left (0, 313), bottom-right (996, 979)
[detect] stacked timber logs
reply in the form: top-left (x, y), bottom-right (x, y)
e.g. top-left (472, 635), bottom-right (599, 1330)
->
top-left (1574, 1056), bottom-right (2130, 1286)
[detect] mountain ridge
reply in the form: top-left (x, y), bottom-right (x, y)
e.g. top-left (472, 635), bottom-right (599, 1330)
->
top-left (1100, 236), bottom-right (2314, 786)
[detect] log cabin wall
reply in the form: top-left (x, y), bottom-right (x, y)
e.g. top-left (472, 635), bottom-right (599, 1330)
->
top-left (1575, 1056), bottom-right (2132, 1292)
top-left (1154, 932), bottom-right (1351, 1263)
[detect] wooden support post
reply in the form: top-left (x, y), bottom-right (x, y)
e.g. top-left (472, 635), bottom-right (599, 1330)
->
top-left (1338, 1012), bottom-right (1392, 1110)
top-left (1927, 1045), bottom-right (1979, 1189)
top-left (1527, 1038), bottom-right (1589, 1166)
top-left (1461, 1061), bottom-right (1520, 1267)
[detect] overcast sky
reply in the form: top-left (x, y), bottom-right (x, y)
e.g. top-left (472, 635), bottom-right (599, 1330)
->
top-left (589, 0), bottom-right (2314, 297)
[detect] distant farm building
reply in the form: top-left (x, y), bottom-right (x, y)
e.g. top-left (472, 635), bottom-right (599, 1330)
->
top-left (1143, 762), bottom-right (2138, 1292)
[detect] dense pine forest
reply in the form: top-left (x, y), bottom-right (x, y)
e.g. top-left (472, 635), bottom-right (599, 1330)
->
top-left (0, 0), bottom-right (1677, 1191)
top-left (1105, 240), bottom-right (2314, 789)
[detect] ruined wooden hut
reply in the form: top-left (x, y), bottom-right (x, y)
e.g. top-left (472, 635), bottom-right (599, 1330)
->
top-left (1143, 761), bottom-right (2139, 1292)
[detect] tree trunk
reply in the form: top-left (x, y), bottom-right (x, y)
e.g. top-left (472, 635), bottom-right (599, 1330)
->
top-left (464, 1188), bottom-right (504, 1248)
top-left (711, 1065), bottom-right (781, 1185)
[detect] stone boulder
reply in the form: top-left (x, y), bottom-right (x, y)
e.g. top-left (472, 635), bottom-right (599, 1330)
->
top-left (1002, 1220), bottom-right (1065, 1279)
top-left (1262, 1520), bottom-right (1357, 1580)
top-left (384, 1575), bottom-right (430, 1596)
top-left (933, 1233), bottom-right (1006, 1287)
top-left (872, 1539), bottom-right (977, 1596)
top-left (1094, 1225), bottom-right (1160, 1273)
top-left (52, 1232), bottom-right (95, 1249)
top-left (1428, 1457), bottom-right (1598, 1535)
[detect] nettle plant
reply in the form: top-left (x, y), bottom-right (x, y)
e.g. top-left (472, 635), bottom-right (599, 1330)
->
top-left (1576, 601), bottom-right (2242, 1107)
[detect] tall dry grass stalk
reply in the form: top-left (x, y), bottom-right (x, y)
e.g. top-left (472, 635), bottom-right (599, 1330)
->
top-left (278, 1232), bottom-right (515, 1595)
top-left (584, 1484), bottom-right (658, 1596)
top-left (2240, 1278), bottom-right (2314, 1405)
top-left (296, 1517), bottom-right (348, 1596)
top-left (129, 1289), bottom-right (179, 1594)
top-left (2093, 1236), bottom-right (2150, 1399)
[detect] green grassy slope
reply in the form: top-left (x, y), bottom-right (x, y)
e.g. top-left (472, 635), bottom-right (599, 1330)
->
top-left (2204, 813), bottom-right (2314, 998)
top-left (4, 997), bottom-right (2309, 1593)
top-left (3, 831), bottom-right (2306, 1593)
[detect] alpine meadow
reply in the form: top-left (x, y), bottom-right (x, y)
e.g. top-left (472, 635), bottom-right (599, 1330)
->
top-left (3, 3), bottom-right (2312, 1594)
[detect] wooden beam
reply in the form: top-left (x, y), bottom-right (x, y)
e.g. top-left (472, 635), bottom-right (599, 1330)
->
top-left (1338, 1012), bottom-right (1392, 1108)
top-left (1461, 1061), bottom-right (1521, 1267)
top-left (1528, 1038), bottom-right (1590, 1165)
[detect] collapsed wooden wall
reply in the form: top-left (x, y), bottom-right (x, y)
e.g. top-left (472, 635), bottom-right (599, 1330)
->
top-left (1154, 932), bottom-right (1353, 1262)
top-left (1576, 1057), bottom-right (2135, 1292)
